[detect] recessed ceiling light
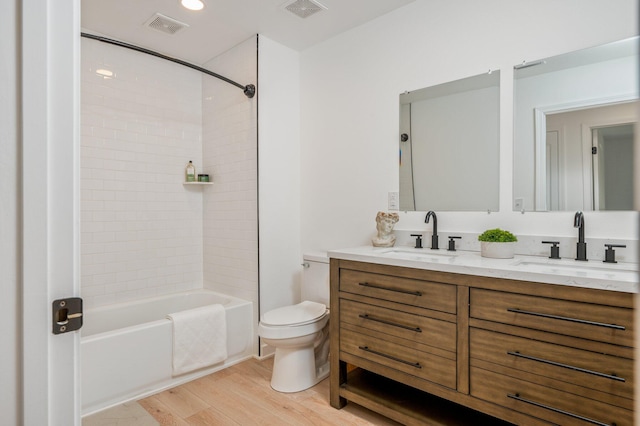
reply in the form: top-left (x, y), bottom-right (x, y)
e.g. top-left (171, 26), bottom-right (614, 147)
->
top-left (180, 0), bottom-right (204, 11)
top-left (96, 68), bottom-right (114, 79)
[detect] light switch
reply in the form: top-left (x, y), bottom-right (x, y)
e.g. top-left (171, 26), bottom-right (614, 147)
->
top-left (388, 192), bottom-right (399, 210)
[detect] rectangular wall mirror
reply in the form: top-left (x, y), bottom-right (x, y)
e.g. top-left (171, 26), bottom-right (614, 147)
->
top-left (399, 71), bottom-right (500, 211)
top-left (513, 36), bottom-right (638, 212)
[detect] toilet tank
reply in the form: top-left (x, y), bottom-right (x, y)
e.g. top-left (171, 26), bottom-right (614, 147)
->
top-left (301, 252), bottom-right (329, 307)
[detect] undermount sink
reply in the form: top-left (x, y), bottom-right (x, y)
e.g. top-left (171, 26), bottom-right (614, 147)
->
top-left (513, 259), bottom-right (637, 280)
top-left (378, 247), bottom-right (456, 262)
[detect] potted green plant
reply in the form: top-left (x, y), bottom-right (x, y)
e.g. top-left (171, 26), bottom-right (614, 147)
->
top-left (478, 228), bottom-right (518, 259)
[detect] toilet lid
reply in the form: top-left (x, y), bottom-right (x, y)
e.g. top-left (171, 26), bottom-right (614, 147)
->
top-left (261, 301), bottom-right (327, 326)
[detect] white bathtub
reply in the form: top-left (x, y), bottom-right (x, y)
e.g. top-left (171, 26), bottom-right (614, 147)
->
top-left (81, 290), bottom-right (253, 416)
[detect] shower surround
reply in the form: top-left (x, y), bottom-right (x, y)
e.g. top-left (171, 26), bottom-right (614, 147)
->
top-left (80, 36), bottom-right (258, 311)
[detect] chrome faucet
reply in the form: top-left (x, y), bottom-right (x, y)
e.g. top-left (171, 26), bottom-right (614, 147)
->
top-left (425, 211), bottom-right (439, 250)
top-left (574, 211), bottom-right (587, 261)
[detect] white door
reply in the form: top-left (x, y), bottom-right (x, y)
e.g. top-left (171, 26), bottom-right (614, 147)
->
top-left (545, 130), bottom-right (560, 211)
top-left (22, 0), bottom-right (81, 424)
top-left (591, 124), bottom-right (635, 211)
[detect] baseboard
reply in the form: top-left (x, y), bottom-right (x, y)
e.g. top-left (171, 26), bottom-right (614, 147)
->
top-left (258, 342), bottom-right (275, 359)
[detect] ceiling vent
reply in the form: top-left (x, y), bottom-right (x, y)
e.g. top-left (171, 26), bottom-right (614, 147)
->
top-left (283, 0), bottom-right (327, 19)
top-left (144, 13), bottom-right (189, 35)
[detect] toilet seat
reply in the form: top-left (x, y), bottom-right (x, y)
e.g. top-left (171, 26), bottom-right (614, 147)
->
top-left (258, 301), bottom-right (329, 340)
top-left (261, 301), bottom-right (327, 327)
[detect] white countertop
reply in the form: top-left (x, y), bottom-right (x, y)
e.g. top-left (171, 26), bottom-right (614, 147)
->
top-left (328, 246), bottom-right (638, 293)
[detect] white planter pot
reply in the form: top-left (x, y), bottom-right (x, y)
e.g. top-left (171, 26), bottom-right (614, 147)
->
top-left (480, 241), bottom-right (516, 259)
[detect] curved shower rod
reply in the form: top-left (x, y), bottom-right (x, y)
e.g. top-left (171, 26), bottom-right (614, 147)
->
top-left (81, 32), bottom-right (256, 98)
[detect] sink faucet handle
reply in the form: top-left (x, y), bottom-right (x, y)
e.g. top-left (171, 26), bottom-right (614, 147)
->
top-left (447, 236), bottom-right (461, 252)
top-left (541, 241), bottom-right (561, 259)
top-left (410, 234), bottom-right (423, 249)
top-left (604, 244), bottom-right (626, 264)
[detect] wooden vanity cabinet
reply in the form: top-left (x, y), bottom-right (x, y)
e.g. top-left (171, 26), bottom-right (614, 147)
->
top-left (330, 258), bottom-right (634, 426)
top-left (470, 287), bottom-right (634, 426)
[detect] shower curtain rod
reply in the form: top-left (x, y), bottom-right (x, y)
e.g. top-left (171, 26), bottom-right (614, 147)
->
top-left (81, 32), bottom-right (256, 98)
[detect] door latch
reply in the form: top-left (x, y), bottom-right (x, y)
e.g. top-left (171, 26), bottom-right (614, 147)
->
top-left (52, 297), bottom-right (83, 334)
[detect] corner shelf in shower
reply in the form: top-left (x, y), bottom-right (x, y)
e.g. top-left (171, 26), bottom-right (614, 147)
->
top-left (183, 182), bottom-right (213, 186)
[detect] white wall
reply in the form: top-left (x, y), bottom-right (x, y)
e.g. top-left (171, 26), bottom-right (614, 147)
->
top-left (201, 36), bottom-right (259, 338)
top-left (257, 35), bottom-right (302, 318)
top-left (299, 0), bottom-right (639, 254)
top-left (81, 38), bottom-right (204, 308)
top-left (1, 0), bottom-right (19, 422)
top-left (201, 35), bottom-right (304, 358)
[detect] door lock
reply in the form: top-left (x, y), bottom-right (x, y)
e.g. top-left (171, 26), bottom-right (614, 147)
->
top-left (52, 297), bottom-right (83, 334)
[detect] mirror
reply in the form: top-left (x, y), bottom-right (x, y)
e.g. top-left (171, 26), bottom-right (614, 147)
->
top-left (399, 72), bottom-right (500, 211)
top-left (513, 37), bottom-right (638, 211)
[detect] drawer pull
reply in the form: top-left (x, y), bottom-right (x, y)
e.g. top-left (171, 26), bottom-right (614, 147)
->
top-left (507, 351), bottom-right (625, 382)
top-left (507, 308), bottom-right (625, 330)
top-left (507, 393), bottom-right (614, 426)
top-left (359, 282), bottom-right (422, 296)
top-left (358, 345), bottom-right (422, 369)
top-left (359, 314), bottom-right (422, 333)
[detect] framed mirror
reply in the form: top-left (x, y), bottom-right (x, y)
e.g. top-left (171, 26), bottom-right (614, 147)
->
top-left (399, 71), bottom-right (500, 211)
top-left (513, 37), bottom-right (638, 211)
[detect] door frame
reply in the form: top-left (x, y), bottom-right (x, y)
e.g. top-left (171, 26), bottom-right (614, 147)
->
top-left (22, 0), bottom-right (81, 424)
top-left (533, 93), bottom-right (636, 211)
top-left (583, 119), bottom-right (636, 211)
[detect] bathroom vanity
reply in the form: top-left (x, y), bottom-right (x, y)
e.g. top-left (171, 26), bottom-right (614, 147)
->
top-left (329, 247), bottom-right (636, 426)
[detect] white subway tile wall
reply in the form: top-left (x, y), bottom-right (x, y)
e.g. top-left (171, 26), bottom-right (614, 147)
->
top-left (202, 37), bottom-right (259, 309)
top-left (80, 37), bottom-right (258, 310)
top-left (81, 36), bottom-right (258, 311)
top-left (81, 38), bottom-right (205, 308)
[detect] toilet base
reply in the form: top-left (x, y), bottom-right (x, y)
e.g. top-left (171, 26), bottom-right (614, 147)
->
top-left (270, 346), bottom-right (329, 393)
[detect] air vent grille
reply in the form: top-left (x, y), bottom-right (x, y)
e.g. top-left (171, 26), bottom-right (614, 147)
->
top-left (144, 13), bottom-right (189, 35)
top-left (283, 0), bottom-right (327, 19)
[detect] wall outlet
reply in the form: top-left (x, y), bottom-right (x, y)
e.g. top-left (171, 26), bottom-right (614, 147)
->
top-left (388, 192), bottom-right (399, 210)
top-left (514, 197), bottom-right (524, 210)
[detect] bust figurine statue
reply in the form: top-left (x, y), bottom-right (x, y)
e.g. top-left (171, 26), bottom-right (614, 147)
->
top-left (372, 211), bottom-right (400, 247)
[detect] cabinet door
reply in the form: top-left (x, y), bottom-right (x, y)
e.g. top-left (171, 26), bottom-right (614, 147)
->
top-left (340, 269), bottom-right (456, 313)
top-left (470, 289), bottom-right (633, 346)
top-left (470, 328), bottom-right (633, 401)
top-left (341, 328), bottom-right (457, 389)
top-left (471, 367), bottom-right (633, 426)
top-left (341, 299), bottom-right (456, 352)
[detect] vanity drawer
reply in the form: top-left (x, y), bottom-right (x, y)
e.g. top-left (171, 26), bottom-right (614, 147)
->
top-left (339, 268), bottom-right (456, 314)
top-left (470, 328), bottom-right (633, 401)
top-left (340, 299), bottom-right (456, 352)
top-left (470, 288), bottom-right (633, 347)
top-left (341, 327), bottom-right (457, 389)
top-left (471, 366), bottom-right (633, 426)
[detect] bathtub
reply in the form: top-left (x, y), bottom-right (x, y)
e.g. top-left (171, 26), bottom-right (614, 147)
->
top-left (81, 290), bottom-right (254, 416)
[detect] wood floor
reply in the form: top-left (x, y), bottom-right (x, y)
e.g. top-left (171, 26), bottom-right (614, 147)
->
top-left (137, 357), bottom-right (402, 425)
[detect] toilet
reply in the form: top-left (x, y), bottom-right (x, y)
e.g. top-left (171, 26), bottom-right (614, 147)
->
top-left (258, 253), bottom-right (330, 393)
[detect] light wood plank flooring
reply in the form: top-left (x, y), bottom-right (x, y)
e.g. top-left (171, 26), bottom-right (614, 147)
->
top-left (136, 357), bottom-right (402, 425)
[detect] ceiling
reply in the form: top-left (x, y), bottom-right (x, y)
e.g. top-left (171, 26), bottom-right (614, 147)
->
top-left (81, 0), bottom-right (415, 65)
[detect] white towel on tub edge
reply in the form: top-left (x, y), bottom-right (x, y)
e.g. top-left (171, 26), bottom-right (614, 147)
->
top-left (167, 304), bottom-right (228, 376)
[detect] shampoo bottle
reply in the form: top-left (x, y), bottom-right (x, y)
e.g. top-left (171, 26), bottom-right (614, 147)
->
top-left (185, 161), bottom-right (196, 182)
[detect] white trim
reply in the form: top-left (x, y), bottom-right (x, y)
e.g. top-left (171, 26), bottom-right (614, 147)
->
top-left (22, 0), bottom-right (81, 424)
top-left (581, 115), bottom-right (637, 211)
top-left (533, 108), bottom-right (548, 211)
top-left (590, 127), bottom-right (600, 210)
